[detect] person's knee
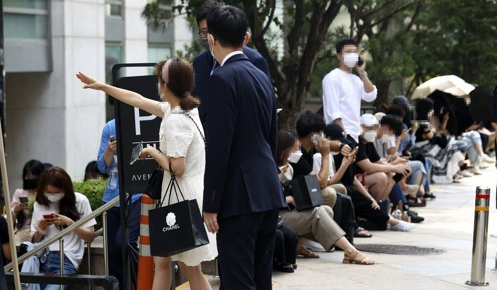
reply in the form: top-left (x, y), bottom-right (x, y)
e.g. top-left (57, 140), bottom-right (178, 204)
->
top-left (322, 187), bottom-right (337, 207)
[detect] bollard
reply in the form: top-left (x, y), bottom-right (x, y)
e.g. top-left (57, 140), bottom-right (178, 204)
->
top-left (466, 186), bottom-right (490, 286)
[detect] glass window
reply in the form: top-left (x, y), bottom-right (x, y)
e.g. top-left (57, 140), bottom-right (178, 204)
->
top-left (4, 0), bottom-right (48, 40)
top-left (4, 14), bottom-right (48, 39)
top-left (106, 0), bottom-right (123, 17)
top-left (148, 46), bottom-right (172, 74)
top-left (106, 44), bottom-right (123, 84)
top-left (4, 0), bottom-right (47, 9)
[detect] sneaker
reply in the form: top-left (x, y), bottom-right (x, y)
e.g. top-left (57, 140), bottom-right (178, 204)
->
top-left (390, 220), bottom-right (414, 232)
top-left (459, 170), bottom-right (473, 177)
top-left (470, 167), bottom-right (482, 175)
top-left (407, 211), bottom-right (425, 223)
top-left (481, 154), bottom-right (494, 163)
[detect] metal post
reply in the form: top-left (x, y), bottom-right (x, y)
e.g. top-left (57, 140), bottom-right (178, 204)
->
top-left (103, 212), bottom-right (109, 276)
top-left (87, 242), bottom-right (91, 290)
top-left (60, 239), bottom-right (65, 290)
top-left (466, 186), bottom-right (490, 286)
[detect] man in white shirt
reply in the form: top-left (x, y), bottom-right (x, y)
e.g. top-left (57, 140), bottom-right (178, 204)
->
top-left (322, 39), bottom-right (377, 143)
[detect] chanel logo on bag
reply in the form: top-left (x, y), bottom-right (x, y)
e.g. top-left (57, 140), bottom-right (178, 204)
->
top-left (163, 212), bottom-right (180, 231)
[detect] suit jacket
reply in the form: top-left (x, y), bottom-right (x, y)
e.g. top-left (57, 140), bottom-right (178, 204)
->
top-left (203, 53), bottom-right (285, 219)
top-left (192, 46), bottom-right (270, 127)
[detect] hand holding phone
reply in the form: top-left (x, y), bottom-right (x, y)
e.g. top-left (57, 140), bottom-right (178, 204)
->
top-left (19, 197), bottom-right (29, 204)
top-left (130, 142), bottom-right (143, 165)
top-left (43, 213), bottom-right (56, 220)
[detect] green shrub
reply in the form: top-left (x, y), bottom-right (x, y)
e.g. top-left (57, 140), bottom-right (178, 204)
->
top-left (73, 179), bottom-right (107, 229)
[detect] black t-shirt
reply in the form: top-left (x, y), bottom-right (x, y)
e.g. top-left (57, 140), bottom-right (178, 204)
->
top-left (355, 141), bottom-right (381, 174)
top-left (0, 216), bottom-right (10, 265)
top-left (289, 147), bottom-right (316, 178)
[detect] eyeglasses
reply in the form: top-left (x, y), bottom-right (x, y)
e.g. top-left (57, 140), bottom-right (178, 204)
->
top-left (198, 30), bottom-right (208, 39)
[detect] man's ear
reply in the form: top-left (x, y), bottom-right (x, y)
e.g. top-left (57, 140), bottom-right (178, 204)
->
top-left (243, 32), bottom-right (251, 46)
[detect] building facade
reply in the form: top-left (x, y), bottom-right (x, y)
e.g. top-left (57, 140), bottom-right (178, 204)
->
top-left (4, 0), bottom-right (191, 189)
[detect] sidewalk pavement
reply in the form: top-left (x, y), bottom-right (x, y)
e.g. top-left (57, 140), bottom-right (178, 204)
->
top-left (194, 166), bottom-right (497, 290)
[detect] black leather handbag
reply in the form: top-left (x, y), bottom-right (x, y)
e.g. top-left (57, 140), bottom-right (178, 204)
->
top-left (145, 168), bottom-right (164, 199)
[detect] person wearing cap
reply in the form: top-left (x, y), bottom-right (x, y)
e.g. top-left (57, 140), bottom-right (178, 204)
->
top-left (350, 113), bottom-right (421, 222)
top-left (322, 39), bottom-right (377, 143)
top-left (324, 123), bottom-right (415, 231)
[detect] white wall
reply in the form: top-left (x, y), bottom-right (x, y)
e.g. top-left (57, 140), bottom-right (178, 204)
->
top-left (173, 0), bottom-right (193, 54)
top-left (123, 0), bottom-right (149, 76)
top-left (5, 0), bottom-right (106, 190)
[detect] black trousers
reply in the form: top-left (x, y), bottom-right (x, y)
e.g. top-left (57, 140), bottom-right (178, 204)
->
top-left (217, 209), bottom-right (279, 290)
top-left (273, 225), bottom-right (298, 266)
top-left (346, 186), bottom-right (390, 226)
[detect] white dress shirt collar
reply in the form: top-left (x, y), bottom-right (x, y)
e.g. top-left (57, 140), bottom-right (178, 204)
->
top-left (221, 51), bottom-right (244, 66)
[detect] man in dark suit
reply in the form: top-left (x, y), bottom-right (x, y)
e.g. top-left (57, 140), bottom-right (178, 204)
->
top-left (192, 1), bottom-right (271, 128)
top-left (202, 5), bottom-right (286, 290)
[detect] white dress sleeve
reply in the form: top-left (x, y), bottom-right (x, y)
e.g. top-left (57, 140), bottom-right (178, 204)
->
top-left (164, 115), bottom-right (195, 158)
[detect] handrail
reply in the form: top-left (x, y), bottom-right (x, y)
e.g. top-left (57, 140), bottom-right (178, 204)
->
top-left (4, 195), bottom-right (120, 272)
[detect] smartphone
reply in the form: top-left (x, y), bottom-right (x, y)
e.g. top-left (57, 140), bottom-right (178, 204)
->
top-left (19, 197), bottom-right (28, 203)
top-left (43, 213), bottom-right (55, 219)
top-left (393, 173), bottom-right (404, 183)
top-left (109, 136), bottom-right (116, 142)
top-left (130, 142), bottom-right (143, 165)
top-left (357, 56), bottom-right (364, 66)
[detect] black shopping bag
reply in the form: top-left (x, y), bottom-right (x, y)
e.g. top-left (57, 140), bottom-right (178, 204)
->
top-left (149, 165), bottom-right (209, 257)
top-left (290, 175), bottom-right (324, 211)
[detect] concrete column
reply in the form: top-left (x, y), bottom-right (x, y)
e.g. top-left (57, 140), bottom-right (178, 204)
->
top-left (5, 0), bottom-right (106, 188)
top-left (123, 0), bottom-right (149, 76)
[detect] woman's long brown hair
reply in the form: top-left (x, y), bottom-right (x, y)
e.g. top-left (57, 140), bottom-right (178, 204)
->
top-left (36, 167), bottom-right (81, 223)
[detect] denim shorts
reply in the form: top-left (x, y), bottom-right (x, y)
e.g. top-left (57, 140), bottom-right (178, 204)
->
top-left (40, 251), bottom-right (78, 290)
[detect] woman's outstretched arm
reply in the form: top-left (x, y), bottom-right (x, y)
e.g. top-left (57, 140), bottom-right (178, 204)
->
top-left (76, 72), bottom-right (164, 118)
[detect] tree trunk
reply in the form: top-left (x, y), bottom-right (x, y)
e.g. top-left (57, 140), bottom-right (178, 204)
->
top-left (374, 79), bottom-right (391, 111)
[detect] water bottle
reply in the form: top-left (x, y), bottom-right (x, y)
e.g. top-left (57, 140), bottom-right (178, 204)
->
top-left (107, 157), bottom-right (118, 190)
top-left (392, 209), bottom-right (402, 220)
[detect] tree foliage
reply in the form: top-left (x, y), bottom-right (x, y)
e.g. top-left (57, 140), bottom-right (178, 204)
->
top-left (143, 0), bottom-right (496, 127)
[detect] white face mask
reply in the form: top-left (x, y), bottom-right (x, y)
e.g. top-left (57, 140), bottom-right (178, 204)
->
top-left (288, 151), bottom-right (303, 163)
top-left (343, 53), bottom-right (359, 68)
top-left (45, 193), bottom-right (64, 203)
top-left (363, 130), bottom-right (378, 142)
top-left (381, 134), bottom-right (392, 143)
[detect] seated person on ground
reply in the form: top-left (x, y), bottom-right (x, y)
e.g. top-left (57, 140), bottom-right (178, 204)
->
top-left (276, 129), bottom-right (374, 265)
top-left (325, 124), bottom-right (417, 230)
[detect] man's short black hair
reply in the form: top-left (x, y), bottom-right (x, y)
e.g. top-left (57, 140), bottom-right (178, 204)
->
top-left (296, 111), bottom-right (325, 138)
top-left (195, 1), bottom-right (220, 25)
top-left (336, 39), bottom-right (358, 53)
top-left (380, 115), bottom-right (404, 136)
top-left (386, 105), bottom-right (405, 118)
top-left (207, 5), bottom-right (247, 48)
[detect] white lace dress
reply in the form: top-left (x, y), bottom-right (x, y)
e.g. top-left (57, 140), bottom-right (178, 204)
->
top-left (158, 103), bottom-right (218, 266)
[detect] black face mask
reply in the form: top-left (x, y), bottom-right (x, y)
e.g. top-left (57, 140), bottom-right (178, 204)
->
top-left (23, 179), bottom-right (38, 190)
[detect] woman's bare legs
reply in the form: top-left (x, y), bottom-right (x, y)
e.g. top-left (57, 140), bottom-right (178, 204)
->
top-left (177, 261), bottom-right (212, 290)
top-left (152, 256), bottom-right (172, 290)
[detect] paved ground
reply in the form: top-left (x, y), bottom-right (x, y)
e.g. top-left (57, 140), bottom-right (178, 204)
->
top-left (179, 165), bottom-right (497, 290)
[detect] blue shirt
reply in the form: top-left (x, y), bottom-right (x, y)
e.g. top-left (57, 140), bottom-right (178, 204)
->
top-left (97, 119), bottom-right (141, 206)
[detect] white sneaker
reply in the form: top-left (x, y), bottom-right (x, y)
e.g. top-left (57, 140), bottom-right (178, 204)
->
top-left (470, 167), bottom-right (482, 175)
top-left (459, 170), bottom-right (474, 177)
top-left (481, 154), bottom-right (494, 163)
top-left (390, 220), bottom-right (414, 232)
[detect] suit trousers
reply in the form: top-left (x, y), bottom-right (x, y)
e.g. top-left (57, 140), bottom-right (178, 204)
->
top-left (279, 205), bottom-right (345, 251)
top-left (217, 209), bottom-right (279, 290)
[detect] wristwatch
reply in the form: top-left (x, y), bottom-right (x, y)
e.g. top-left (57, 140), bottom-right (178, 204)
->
top-left (359, 71), bottom-right (368, 79)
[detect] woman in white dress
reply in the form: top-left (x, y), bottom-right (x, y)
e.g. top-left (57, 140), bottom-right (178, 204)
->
top-left (77, 57), bottom-right (217, 290)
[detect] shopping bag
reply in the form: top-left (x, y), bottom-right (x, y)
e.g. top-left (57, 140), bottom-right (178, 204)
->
top-left (148, 166), bottom-right (209, 257)
top-left (290, 175), bottom-right (324, 211)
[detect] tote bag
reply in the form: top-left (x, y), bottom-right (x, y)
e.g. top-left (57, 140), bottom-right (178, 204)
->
top-left (149, 168), bottom-right (209, 257)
